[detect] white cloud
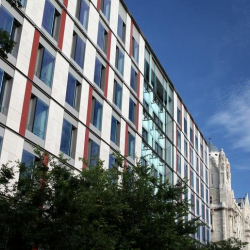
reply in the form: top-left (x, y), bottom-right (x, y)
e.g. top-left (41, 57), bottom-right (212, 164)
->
top-left (233, 165), bottom-right (250, 171)
top-left (208, 80), bottom-right (250, 152)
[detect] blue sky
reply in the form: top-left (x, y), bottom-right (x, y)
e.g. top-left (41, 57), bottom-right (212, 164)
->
top-left (125, 0), bottom-right (250, 198)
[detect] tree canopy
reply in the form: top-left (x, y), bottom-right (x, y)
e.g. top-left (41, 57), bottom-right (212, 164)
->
top-left (0, 150), bottom-right (247, 250)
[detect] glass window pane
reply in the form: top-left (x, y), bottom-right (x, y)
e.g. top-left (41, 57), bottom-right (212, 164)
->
top-left (117, 15), bottom-right (123, 39)
top-left (117, 48), bottom-right (124, 75)
top-left (20, 150), bottom-right (35, 179)
top-left (42, 0), bottom-right (55, 35)
top-left (97, 22), bottom-right (107, 53)
top-left (40, 49), bottom-right (55, 87)
top-left (66, 73), bottom-right (77, 107)
top-left (60, 119), bottom-right (72, 156)
top-left (128, 133), bottom-right (135, 159)
top-left (110, 116), bottom-right (117, 143)
top-left (33, 99), bottom-right (48, 139)
top-left (0, 7), bottom-right (14, 35)
top-left (102, 0), bottom-right (111, 20)
top-left (74, 36), bottom-right (85, 68)
top-left (90, 140), bottom-right (100, 165)
top-left (93, 99), bottom-right (103, 130)
top-left (114, 81), bottom-right (122, 109)
top-left (94, 58), bottom-right (102, 87)
top-left (133, 38), bottom-right (139, 63)
top-left (109, 154), bottom-right (115, 169)
top-left (78, 0), bottom-right (89, 30)
top-left (129, 98), bottom-right (135, 123)
top-left (130, 67), bottom-right (137, 91)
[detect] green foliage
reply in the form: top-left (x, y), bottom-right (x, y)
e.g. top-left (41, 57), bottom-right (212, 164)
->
top-left (0, 150), bottom-right (247, 250)
top-left (0, 30), bottom-right (16, 59)
top-left (202, 237), bottom-right (248, 250)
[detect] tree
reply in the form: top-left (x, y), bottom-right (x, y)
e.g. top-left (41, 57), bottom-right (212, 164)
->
top-left (0, 0), bottom-right (22, 59)
top-left (0, 150), bottom-right (200, 250)
top-left (202, 237), bottom-right (248, 250)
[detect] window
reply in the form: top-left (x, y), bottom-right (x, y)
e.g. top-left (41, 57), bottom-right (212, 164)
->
top-left (76, 0), bottom-right (89, 30)
top-left (0, 136), bottom-right (2, 154)
top-left (27, 95), bottom-right (48, 140)
top-left (190, 171), bottom-right (194, 188)
top-left (184, 163), bottom-right (188, 178)
top-left (206, 209), bottom-right (209, 224)
top-left (200, 143), bottom-right (203, 158)
top-left (71, 32), bottom-right (86, 68)
top-left (0, 6), bottom-right (22, 57)
top-left (94, 57), bottom-right (106, 90)
top-left (202, 204), bottom-right (205, 220)
top-left (65, 73), bottom-right (81, 110)
top-left (109, 154), bottom-right (115, 169)
top-left (177, 130), bottom-right (181, 150)
top-left (190, 148), bottom-right (193, 165)
top-left (60, 119), bottom-right (77, 158)
top-left (97, 22), bottom-right (108, 54)
top-left (110, 116), bottom-right (120, 146)
top-left (117, 15), bottom-right (126, 43)
top-left (177, 154), bottom-right (181, 174)
top-left (177, 107), bottom-right (181, 125)
top-left (201, 183), bottom-right (204, 199)
top-left (153, 112), bottom-right (163, 130)
top-left (201, 163), bottom-right (204, 179)
top-left (206, 189), bottom-right (208, 204)
top-left (100, 0), bottom-right (111, 21)
top-left (184, 140), bottom-right (188, 158)
top-left (155, 142), bottom-right (163, 158)
top-left (142, 128), bottom-right (148, 141)
top-left (88, 139), bottom-right (100, 165)
top-left (19, 150), bottom-right (39, 183)
top-left (191, 194), bottom-right (194, 211)
top-left (0, 68), bottom-right (12, 115)
top-left (195, 135), bottom-right (198, 151)
top-left (132, 37), bottom-right (139, 63)
top-left (91, 97), bottom-right (103, 131)
top-left (130, 66), bottom-right (138, 92)
top-left (42, 0), bottom-right (60, 40)
top-left (196, 226), bottom-right (200, 240)
top-left (184, 118), bottom-right (187, 134)
top-left (202, 226), bottom-right (206, 242)
top-left (196, 199), bottom-right (200, 215)
top-left (113, 80), bottom-right (122, 109)
top-left (115, 47), bottom-right (124, 75)
top-left (128, 132), bottom-right (135, 159)
top-left (196, 157), bottom-right (199, 172)
top-left (129, 98), bottom-right (136, 124)
top-left (190, 127), bottom-right (193, 144)
top-left (35, 44), bottom-right (55, 87)
top-left (205, 170), bottom-right (208, 183)
top-left (207, 229), bottom-right (209, 243)
top-left (20, 0), bottom-right (27, 7)
top-left (196, 177), bottom-right (199, 194)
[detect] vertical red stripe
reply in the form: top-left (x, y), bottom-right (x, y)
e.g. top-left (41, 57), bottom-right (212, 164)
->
top-left (104, 66), bottom-right (109, 98)
top-left (28, 30), bottom-right (40, 79)
top-left (58, 10), bottom-right (67, 50)
top-left (83, 86), bottom-right (93, 169)
top-left (129, 20), bottom-right (133, 57)
top-left (19, 30), bottom-right (40, 136)
top-left (97, 0), bottom-right (101, 11)
top-left (63, 0), bottom-right (68, 7)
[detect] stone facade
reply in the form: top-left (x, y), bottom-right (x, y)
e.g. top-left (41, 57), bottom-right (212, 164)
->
top-left (209, 142), bottom-right (250, 249)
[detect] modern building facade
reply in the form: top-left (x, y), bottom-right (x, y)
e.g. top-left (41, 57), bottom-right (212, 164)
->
top-left (209, 142), bottom-right (250, 249)
top-left (0, 0), bottom-right (210, 243)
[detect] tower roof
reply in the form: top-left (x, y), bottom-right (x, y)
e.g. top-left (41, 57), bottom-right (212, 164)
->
top-left (208, 140), bottom-right (219, 152)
